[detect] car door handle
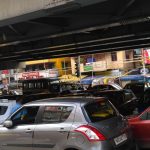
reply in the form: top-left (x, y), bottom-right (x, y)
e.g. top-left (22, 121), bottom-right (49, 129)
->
top-left (25, 129), bottom-right (32, 133)
top-left (58, 128), bottom-right (66, 133)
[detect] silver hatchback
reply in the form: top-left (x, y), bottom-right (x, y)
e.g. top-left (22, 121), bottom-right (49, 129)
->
top-left (1, 97), bottom-right (136, 150)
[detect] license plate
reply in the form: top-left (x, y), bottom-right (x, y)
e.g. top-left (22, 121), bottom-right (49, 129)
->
top-left (114, 133), bottom-right (127, 145)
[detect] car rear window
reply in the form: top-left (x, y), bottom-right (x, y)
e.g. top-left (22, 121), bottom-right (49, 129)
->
top-left (84, 101), bottom-right (117, 122)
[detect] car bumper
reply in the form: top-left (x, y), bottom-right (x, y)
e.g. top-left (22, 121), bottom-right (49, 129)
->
top-left (97, 137), bottom-right (136, 150)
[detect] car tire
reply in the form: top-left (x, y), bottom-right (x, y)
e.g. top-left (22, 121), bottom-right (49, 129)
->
top-left (65, 149), bottom-right (78, 150)
top-left (135, 143), bottom-right (140, 150)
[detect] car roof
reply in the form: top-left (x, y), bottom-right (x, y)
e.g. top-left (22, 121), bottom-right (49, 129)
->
top-left (24, 97), bottom-right (106, 106)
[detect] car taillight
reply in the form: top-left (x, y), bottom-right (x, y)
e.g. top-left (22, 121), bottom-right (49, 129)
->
top-left (74, 125), bottom-right (106, 141)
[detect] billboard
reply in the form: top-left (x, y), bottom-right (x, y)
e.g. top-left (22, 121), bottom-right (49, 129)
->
top-left (83, 61), bottom-right (107, 72)
top-left (14, 69), bottom-right (59, 80)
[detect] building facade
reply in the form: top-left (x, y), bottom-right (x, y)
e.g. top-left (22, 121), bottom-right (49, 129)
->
top-left (71, 50), bottom-right (138, 76)
top-left (0, 49), bottom-right (144, 81)
top-left (24, 57), bottom-right (72, 76)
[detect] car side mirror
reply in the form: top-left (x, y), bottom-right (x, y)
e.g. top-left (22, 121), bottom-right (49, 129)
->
top-left (3, 120), bottom-right (13, 128)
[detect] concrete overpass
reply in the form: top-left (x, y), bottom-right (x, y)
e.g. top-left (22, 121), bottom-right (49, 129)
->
top-left (0, 0), bottom-right (150, 69)
top-left (0, 0), bottom-right (106, 26)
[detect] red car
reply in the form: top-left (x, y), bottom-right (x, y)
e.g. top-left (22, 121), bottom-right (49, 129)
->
top-left (128, 107), bottom-right (150, 149)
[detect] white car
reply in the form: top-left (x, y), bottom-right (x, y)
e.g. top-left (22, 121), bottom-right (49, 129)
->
top-left (0, 99), bottom-right (16, 124)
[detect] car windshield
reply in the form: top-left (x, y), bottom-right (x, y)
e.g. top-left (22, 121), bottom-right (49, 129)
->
top-left (112, 84), bottom-right (122, 90)
top-left (84, 101), bottom-right (117, 122)
top-left (0, 106), bottom-right (8, 115)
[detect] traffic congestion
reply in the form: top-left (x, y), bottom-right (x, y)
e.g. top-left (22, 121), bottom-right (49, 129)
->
top-left (0, 73), bottom-right (149, 150)
top-left (0, 0), bottom-right (150, 150)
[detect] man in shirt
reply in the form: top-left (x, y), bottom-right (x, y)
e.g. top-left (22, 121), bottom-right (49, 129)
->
top-left (11, 96), bottom-right (23, 115)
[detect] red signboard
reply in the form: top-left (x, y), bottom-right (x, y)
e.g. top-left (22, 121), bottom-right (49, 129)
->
top-left (143, 49), bottom-right (150, 64)
top-left (22, 71), bottom-right (40, 79)
top-left (2, 70), bottom-right (9, 74)
top-left (15, 69), bottom-right (58, 80)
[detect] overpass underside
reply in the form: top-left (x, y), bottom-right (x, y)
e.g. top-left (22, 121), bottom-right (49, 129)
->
top-left (0, 0), bottom-right (150, 68)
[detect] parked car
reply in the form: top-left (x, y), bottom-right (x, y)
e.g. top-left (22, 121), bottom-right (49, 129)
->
top-left (128, 107), bottom-right (150, 149)
top-left (86, 87), bottom-right (137, 116)
top-left (0, 98), bottom-right (16, 124)
top-left (2, 97), bottom-right (137, 150)
top-left (124, 82), bottom-right (146, 100)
